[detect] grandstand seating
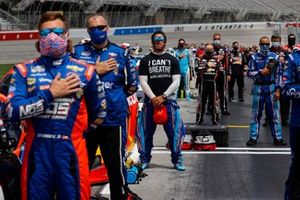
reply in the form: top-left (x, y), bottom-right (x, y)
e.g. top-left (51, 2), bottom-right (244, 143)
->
top-left (7, 0), bottom-right (300, 14)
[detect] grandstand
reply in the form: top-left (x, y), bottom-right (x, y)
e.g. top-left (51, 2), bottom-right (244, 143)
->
top-left (0, 0), bottom-right (299, 30)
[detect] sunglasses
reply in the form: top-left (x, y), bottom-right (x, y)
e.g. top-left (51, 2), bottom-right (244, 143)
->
top-left (153, 36), bottom-right (165, 42)
top-left (39, 27), bottom-right (65, 37)
top-left (88, 25), bottom-right (107, 31)
top-left (260, 43), bottom-right (270, 46)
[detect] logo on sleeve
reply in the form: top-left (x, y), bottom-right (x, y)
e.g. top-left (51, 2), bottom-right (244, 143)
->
top-left (31, 65), bottom-right (45, 73)
top-left (81, 51), bottom-right (91, 57)
top-left (27, 78), bottom-right (36, 85)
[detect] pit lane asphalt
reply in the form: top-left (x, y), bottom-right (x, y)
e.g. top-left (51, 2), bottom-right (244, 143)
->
top-left (0, 28), bottom-right (291, 200)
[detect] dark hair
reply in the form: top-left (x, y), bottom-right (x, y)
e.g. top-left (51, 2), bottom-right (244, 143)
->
top-left (38, 12), bottom-right (69, 31)
top-left (259, 36), bottom-right (269, 44)
top-left (271, 35), bottom-right (281, 41)
top-left (213, 33), bottom-right (221, 38)
top-left (178, 38), bottom-right (185, 43)
top-left (36, 12), bottom-right (72, 53)
top-left (232, 41), bottom-right (239, 46)
top-left (288, 33), bottom-right (296, 39)
top-left (86, 13), bottom-right (108, 26)
top-left (151, 30), bottom-right (167, 43)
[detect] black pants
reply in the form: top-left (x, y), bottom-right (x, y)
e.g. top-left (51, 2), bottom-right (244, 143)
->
top-left (86, 126), bottom-right (125, 200)
top-left (198, 81), bottom-right (218, 123)
top-left (280, 96), bottom-right (290, 123)
top-left (0, 153), bottom-right (21, 200)
top-left (228, 74), bottom-right (244, 100)
top-left (285, 126), bottom-right (300, 199)
top-left (216, 72), bottom-right (229, 112)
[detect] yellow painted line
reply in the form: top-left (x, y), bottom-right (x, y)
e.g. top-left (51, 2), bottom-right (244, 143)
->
top-left (227, 125), bottom-right (249, 128)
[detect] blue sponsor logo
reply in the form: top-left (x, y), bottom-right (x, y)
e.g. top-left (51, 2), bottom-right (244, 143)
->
top-left (114, 27), bottom-right (162, 35)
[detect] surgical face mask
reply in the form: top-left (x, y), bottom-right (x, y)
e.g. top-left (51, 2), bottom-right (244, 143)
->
top-left (288, 37), bottom-right (296, 46)
top-left (89, 26), bottom-right (107, 45)
top-left (39, 32), bottom-right (67, 58)
top-left (212, 39), bottom-right (220, 45)
top-left (272, 42), bottom-right (280, 48)
top-left (259, 44), bottom-right (270, 56)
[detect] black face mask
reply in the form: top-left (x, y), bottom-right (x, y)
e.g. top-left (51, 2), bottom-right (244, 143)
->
top-left (288, 37), bottom-right (296, 46)
top-left (205, 50), bottom-right (213, 56)
top-left (178, 43), bottom-right (185, 48)
top-left (233, 46), bottom-right (239, 51)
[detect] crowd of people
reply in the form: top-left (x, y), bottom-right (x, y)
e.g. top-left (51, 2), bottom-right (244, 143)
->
top-left (0, 11), bottom-right (300, 200)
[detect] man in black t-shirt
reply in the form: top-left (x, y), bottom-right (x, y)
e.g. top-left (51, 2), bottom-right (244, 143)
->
top-left (138, 30), bottom-right (186, 171)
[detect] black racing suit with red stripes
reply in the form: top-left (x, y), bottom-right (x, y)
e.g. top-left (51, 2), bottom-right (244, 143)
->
top-left (214, 45), bottom-right (230, 114)
top-left (196, 55), bottom-right (219, 124)
top-left (228, 49), bottom-right (247, 100)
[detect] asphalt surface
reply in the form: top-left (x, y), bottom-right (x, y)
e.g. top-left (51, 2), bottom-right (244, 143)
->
top-left (126, 77), bottom-right (290, 200)
top-left (0, 28), bottom-right (292, 200)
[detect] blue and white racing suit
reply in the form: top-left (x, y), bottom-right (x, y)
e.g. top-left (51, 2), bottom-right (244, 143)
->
top-left (72, 41), bottom-right (137, 199)
top-left (281, 50), bottom-right (300, 199)
top-left (175, 48), bottom-right (191, 99)
top-left (137, 97), bottom-right (185, 164)
top-left (247, 51), bottom-right (282, 141)
top-left (8, 54), bottom-right (106, 200)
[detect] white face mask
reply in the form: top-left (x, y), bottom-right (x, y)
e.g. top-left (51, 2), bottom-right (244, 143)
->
top-left (272, 42), bottom-right (280, 48)
top-left (213, 40), bottom-right (220, 45)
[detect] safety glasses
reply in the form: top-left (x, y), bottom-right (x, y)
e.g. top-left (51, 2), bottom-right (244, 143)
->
top-left (88, 25), bottom-right (107, 32)
top-left (260, 43), bottom-right (270, 47)
top-left (39, 27), bottom-right (65, 37)
top-left (153, 36), bottom-right (165, 42)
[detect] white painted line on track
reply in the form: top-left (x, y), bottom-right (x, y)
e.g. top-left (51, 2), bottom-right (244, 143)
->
top-left (153, 147), bottom-right (290, 151)
top-left (152, 150), bottom-right (290, 155)
top-left (216, 147), bottom-right (290, 151)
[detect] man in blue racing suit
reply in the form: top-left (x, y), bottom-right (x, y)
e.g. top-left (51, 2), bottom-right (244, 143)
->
top-left (72, 13), bottom-right (139, 200)
top-left (246, 36), bottom-right (286, 146)
top-left (175, 38), bottom-right (191, 101)
top-left (282, 48), bottom-right (300, 200)
top-left (7, 13), bottom-right (106, 200)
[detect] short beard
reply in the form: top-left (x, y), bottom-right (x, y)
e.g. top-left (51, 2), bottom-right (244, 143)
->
top-left (152, 44), bottom-right (165, 53)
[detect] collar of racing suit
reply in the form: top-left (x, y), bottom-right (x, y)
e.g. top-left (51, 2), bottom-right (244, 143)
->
top-left (39, 53), bottom-right (69, 67)
top-left (90, 40), bottom-right (111, 51)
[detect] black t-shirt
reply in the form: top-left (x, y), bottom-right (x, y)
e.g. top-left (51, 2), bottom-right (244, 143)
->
top-left (139, 52), bottom-right (180, 96)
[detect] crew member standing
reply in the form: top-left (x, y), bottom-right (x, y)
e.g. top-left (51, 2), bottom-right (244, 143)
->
top-left (72, 13), bottom-right (140, 200)
top-left (212, 33), bottom-right (230, 115)
top-left (228, 41), bottom-right (247, 102)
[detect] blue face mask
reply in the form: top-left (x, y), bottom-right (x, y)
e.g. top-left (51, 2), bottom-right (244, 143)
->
top-left (260, 45), bottom-right (269, 56)
top-left (89, 27), bottom-right (107, 45)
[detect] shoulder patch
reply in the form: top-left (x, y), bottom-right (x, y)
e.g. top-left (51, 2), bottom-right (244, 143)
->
top-left (15, 64), bottom-right (27, 78)
top-left (69, 57), bottom-right (95, 80)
